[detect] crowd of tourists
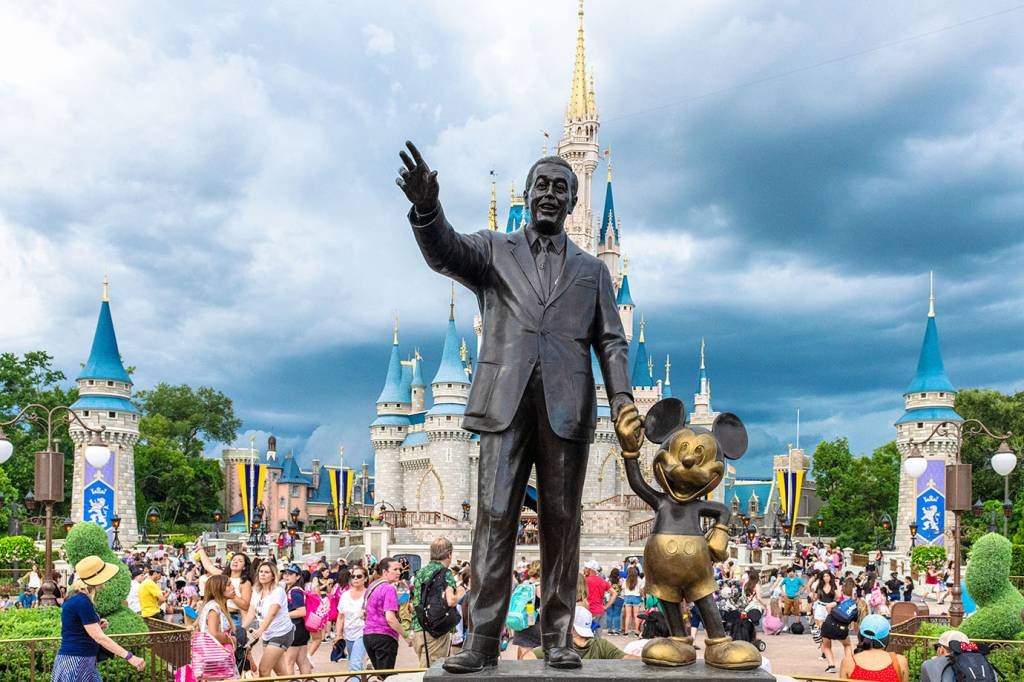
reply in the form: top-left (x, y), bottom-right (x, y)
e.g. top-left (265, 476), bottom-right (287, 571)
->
top-left (38, 536), bottom-right (1001, 681)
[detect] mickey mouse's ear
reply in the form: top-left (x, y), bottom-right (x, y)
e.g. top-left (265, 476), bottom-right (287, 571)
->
top-left (713, 412), bottom-right (747, 460)
top-left (644, 398), bottom-right (687, 445)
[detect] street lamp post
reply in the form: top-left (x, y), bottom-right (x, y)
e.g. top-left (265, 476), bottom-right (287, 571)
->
top-left (746, 525), bottom-right (757, 548)
top-left (880, 513), bottom-right (894, 551)
top-left (212, 510), bottom-right (222, 539)
top-left (110, 513), bottom-right (122, 552)
top-left (0, 404), bottom-right (112, 607)
top-left (0, 492), bottom-right (22, 536)
top-left (287, 523), bottom-right (297, 561)
top-left (990, 441), bottom-right (1017, 537)
top-left (908, 521), bottom-right (918, 551)
top-left (903, 419), bottom-right (1016, 627)
top-left (972, 499), bottom-right (1000, 534)
top-left (815, 513), bottom-right (824, 543)
top-left (145, 506), bottom-right (162, 544)
top-left (462, 500), bottom-right (471, 522)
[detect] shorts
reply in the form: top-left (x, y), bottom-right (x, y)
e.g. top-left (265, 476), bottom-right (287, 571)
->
top-left (623, 595), bottom-right (642, 606)
top-left (812, 601), bottom-right (829, 622)
top-left (291, 621), bottom-right (310, 647)
top-left (512, 623), bottom-right (541, 648)
top-left (783, 597), bottom-right (801, 616)
top-left (263, 628), bottom-right (295, 650)
top-left (820, 615), bottom-right (849, 641)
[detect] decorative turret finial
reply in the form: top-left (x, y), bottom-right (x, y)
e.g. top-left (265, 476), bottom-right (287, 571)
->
top-left (449, 282), bottom-right (456, 321)
top-left (928, 271), bottom-right (935, 318)
top-left (459, 337), bottom-right (468, 363)
top-left (605, 146), bottom-right (612, 182)
top-left (638, 314), bottom-right (646, 343)
top-left (647, 356), bottom-right (654, 378)
top-left (540, 129), bottom-right (550, 156)
top-left (568, 0), bottom-right (591, 119)
top-left (623, 256), bottom-right (629, 276)
top-left (414, 347), bottom-right (422, 361)
top-left (587, 66), bottom-right (596, 114)
top-left (488, 171), bottom-right (498, 230)
top-left (665, 355), bottom-right (672, 384)
top-left (393, 311), bottom-right (400, 345)
top-left (510, 181), bottom-right (516, 204)
top-left (700, 337), bottom-right (706, 369)
top-left (102, 275), bottom-right (109, 302)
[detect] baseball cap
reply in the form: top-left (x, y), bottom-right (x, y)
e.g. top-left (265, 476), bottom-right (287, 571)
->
top-left (572, 605), bottom-right (594, 638)
top-left (936, 630), bottom-right (969, 650)
top-left (283, 564), bottom-right (303, 575)
top-left (584, 560), bottom-right (601, 571)
top-left (859, 614), bottom-right (891, 642)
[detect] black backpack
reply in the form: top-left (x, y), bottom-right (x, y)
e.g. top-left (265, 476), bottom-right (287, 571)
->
top-left (945, 640), bottom-right (999, 682)
top-left (415, 567), bottom-right (461, 638)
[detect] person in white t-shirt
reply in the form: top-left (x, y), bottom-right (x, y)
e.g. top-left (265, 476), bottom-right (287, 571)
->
top-left (125, 567), bottom-right (145, 614)
top-left (243, 561), bottom-right (294, 676)
top-left (335, 568), bottom-right (368, 682)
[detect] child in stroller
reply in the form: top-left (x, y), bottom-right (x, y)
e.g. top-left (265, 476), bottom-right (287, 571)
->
top-left (728, 607), bottom-right (767, 652)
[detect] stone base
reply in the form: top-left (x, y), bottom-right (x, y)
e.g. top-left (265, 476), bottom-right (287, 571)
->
top-left (424, 660), bottom-right (774, 682)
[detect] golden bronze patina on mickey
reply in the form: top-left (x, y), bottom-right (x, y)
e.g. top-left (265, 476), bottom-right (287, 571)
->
top-left (620, 397), bottom-right (763, 670)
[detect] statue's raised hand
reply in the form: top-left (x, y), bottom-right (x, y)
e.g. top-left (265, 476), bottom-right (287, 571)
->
top-left (396, 140), bottom-right (439, 213)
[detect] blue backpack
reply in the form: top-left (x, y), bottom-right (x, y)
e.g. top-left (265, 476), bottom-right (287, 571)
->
top-left (505, 582), bottom-right (536, 632)
top-left (831, 598), bottom-right (859, 624)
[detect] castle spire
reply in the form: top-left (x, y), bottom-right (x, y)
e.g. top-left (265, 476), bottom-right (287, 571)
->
top-left (928, 270), bottom-right (935, 318)
top-left (488, 173), bottom-right (498, 230)
top-left (449, 282), bottom-right (456, 321)
top-left (631, 315), bottom-right (652, 387)
top-left (78, 288), bottom-right (131, 384)
top-left (700, 337), bottom-right (706, 369)
top-left (102, 274), bottom-right (109, 302)
top-left (568, 0), bottom-right (593, 120)
top-left (393, 311), bottom-right (399, 345)
top-left (905, 278), bottom-right (955, 394)
top-left (432, 294), bottom-right (469, 387)
top-left (662, 355), bottom-right (673, 398)
top-left (638, 315), bottom-right (645, 343)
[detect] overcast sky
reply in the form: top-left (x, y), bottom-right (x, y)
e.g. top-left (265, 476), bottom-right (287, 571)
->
top-left (2, 1), bottom-right (1022, 476)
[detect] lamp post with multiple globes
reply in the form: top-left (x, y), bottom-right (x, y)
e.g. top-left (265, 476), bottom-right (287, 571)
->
top-left (0, 404), bottom-right (112, 606)
top-left (902, 419), bottom-right (1016, 627)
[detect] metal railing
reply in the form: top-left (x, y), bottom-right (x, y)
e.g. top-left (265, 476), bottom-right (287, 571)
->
top-left (227, 668), bottom-right (427, 681)
top-left (887, 615), bottom-right (1024, 656)
top-left (0, 618), bottom-right (190, 682)
top-left (628, 517), bottom-right (653, 543)
top-left (380, 510), bottom-right (459, 527)
top-left (594, 494), bottom-right (649, 511)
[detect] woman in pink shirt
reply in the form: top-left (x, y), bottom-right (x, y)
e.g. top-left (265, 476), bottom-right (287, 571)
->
top-left (362, 558), bottom-right (405, 677)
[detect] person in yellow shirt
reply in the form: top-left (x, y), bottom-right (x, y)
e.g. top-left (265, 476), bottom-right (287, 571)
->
top-left (138, 568), bottom-right (166, 619)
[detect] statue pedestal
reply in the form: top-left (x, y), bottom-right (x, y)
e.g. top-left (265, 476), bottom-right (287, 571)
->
top-left (424, 660), bottom-right (774, 682)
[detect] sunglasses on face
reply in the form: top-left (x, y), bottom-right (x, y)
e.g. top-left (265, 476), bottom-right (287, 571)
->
top-left (351, 574), bottom-right (365, 580)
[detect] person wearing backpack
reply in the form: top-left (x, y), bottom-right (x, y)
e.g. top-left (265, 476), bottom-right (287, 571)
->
top-left (511, 561), bottom-right (542, 659)
top-left (840, 614), bottom-right (909, 682)
top-left (410, 538), bottom-right (462, 667)
top-left (921, 631), bottom-right (999, 682)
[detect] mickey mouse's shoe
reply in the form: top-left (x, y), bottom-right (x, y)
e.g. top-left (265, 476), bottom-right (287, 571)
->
top-left (641, 636), bottom-right (696, 667)
top-left (703, 636), bottom-right (762, 670)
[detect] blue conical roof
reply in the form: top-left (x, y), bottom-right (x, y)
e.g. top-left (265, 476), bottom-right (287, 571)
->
top-left (78, 301), bottom-right (131, 384)
top-left (400, 362), bottom-right (413, 403)
top-left (631, 332), bottom-right (653, 388)
top-left (599, 180), bottom-right (619, 245)
top-left (376, 339), bottom-right (406, 404)
top-left (905, 316), bottom-right (955, 394)
top-left (433, 316), bottom-right (469, 385)
top-left (616, 274), bottom-right (635, 306)
top-left (411, 355), bottom-right (425, 387)
top-left (662, 380), bottom-right (672, 398)
top-left (505, 204), bottom-right (531, 232)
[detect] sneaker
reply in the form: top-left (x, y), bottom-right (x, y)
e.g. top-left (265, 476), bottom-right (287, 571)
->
top-left (819, 653), bottom-right (826, 660)
top-left (825, 665), bottom-right (836, 673)
top-left (781, 626), bottom-right (790, 633)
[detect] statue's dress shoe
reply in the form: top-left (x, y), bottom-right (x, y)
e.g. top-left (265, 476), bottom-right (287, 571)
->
top-left (442, 649), bottom-right (499, 674)
top-left (544, 646), bottom-right (583, 669)
top-left (641, 636), bottom-right (697, 667)
top-left (703, 636), bottom-right (762, 670)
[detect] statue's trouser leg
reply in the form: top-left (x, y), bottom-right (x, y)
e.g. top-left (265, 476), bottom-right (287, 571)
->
top-left (695, 594), bottom-right (728, 639)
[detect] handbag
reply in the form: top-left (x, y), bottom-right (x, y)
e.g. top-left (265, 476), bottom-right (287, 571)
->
top-left (191, 630), bottom-right (237, 680)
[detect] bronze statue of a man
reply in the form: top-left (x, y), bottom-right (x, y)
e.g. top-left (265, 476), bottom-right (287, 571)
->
top-left (397, 141), bottom-right (641, 672)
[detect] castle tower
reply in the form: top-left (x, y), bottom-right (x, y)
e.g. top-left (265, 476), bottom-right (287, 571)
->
top-left (596, 151), bottom-right (621, 277)
top-left (662, 355), bottom-right (672, 399)
top-left (505, 182), bottom-right (529, 233)
top-left (69, 278), bottom-right (141, 542)
top-left (557, 0), bottom-right (599, 253)
top-left (487, 177), bottom-right (498, 231)
top-left (690, 338), bottom-right (718, 428)
top-left (411, 350), bottom-right (426, 413)
top-left (371, 317), bottom-right (411, 509)
top-left (894, 277), bottom-right (961, 555)
top-left (631, 317), bottom-right (660, 414)
top-left (423, 290), bottom-right (473, 518)
top-left (616, 260), bottom-right (635, 342)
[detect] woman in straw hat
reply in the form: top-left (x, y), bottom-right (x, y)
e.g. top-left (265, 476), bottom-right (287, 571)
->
top-left (51, 555), bottom-right (147, 681)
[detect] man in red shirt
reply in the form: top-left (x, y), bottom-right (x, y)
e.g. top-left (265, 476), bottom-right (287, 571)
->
top-left (583, 561), bottom-right (611, 634)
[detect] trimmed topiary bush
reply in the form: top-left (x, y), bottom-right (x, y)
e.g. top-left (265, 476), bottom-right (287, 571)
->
top-left (960, 533), bottom-right (1024, 641)
top-left (1011, 544), bottom-right (1024, 577)
top-left (63, 522), bottom-right (143, 631)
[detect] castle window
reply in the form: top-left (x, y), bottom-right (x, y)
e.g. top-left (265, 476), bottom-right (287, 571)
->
top-left (731, 498), bottom-right (740, 512)
top-left (88, 380), bottom-right (94, 386)
top-left (108, 412), bottom-right (116, 419)
top-left (918, 423), bottom-right (924, 429)
top-left (749, 497), bottom-right (759, 515)
top-left (291, 485), bottom-right (299, 498)
top-left (446, 416), bottom-right (452, 421)
top-left (279, 496), bottom-right (285, 508)
top-left (939, 392), bottom-right (945, 397)
top-left (108, 381), bottom-right (114, 387)
top-left (83, 411), bottom-right (90, 417)
top-left (920, 393), bottom-right (926, 398)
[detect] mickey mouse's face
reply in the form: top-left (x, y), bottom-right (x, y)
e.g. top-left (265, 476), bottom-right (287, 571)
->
top-left (653, 427), bottom-right (725, 503)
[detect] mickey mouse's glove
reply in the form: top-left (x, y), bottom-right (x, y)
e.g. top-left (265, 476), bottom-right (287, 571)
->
top-left (706, 523), bottom-right (731, 562)
top-left (614, 401), bottom-right (644, 456)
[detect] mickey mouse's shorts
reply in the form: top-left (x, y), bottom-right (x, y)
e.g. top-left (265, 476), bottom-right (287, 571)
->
top-left (643, 533), bottom-right (717, 603)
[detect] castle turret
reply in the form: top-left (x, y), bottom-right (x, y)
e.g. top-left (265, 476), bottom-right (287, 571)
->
top-left (596, 151), bottom-right (621, 277)
top-left (429, 289), bottom-right (471, 406)
top-left (631, 317), bottom-right (652, 388)
top-left (69, 278), bottom-right (141, 541)
top-left (557, 0), bottom-right (599, 253)
top-left (690, 338), bottom-right (719, 428)
top-left (411, 349), bottom-right (426, 413)
top-left (505, 183), bottom-right (529, 232)
top-left (616, 260), bottom-right (635, 342)
top-left (894, 275), bottom-right (961, 554)
top-left (662, 355), bottom-right (672, 399)
top-left (371, 317), bottom-right (410, 509)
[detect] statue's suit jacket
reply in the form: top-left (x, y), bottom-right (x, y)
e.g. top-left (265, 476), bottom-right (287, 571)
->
top-left (410, 205), bottom-right (632, 442)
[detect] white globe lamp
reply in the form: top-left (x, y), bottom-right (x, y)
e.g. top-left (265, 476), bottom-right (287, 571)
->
top-left (991, 441), bottom-right (1017, 477)
top-left (0, 436), bottom-right (12, 465)
top-left (903, 448), bottom-right (928, 480)
top-left (84, 431), bottom-right (112, 469)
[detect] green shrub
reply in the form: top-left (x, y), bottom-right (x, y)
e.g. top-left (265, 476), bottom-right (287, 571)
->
top-left (1011, 544), bottom-right (1024, 577)
top-left (0, 536), bottom-right (42, 567)
top-left (961, 533), bottom-right (1024, 641)
top-left (62, 522), bottom-right (144, 634)
top-left (911, 545), bottom-right (947, 573)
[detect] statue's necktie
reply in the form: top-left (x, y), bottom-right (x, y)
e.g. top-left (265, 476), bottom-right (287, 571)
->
top-left (537, 236), bottom-right (553, 299)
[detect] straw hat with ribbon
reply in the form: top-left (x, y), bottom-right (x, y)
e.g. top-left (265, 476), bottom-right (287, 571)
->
top-left (75, 556), bottom-right (121, 586)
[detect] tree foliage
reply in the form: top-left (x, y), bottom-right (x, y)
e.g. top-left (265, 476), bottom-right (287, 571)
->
top-left (0, 352), bottom-right (78, 512)
top-left (134, 383), bottom-right (241, 458)
top-left (813, 438), bottom-right (901, 551)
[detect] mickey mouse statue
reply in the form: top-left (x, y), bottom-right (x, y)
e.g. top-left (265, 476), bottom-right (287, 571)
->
top-left (617, 397), bottom-right (762, 670)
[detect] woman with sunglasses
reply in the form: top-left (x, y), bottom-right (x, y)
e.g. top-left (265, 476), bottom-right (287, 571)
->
top-left (336, 567), bottom-right (368, 682)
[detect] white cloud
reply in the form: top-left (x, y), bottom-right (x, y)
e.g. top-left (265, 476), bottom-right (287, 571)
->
top-left (363, 24), bottom-right (395, 55)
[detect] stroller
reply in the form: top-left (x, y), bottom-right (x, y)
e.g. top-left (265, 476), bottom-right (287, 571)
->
top-left (729, 607), bottom-right (767, 652)
top-left (638, 608), bottom-right (670, 639)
